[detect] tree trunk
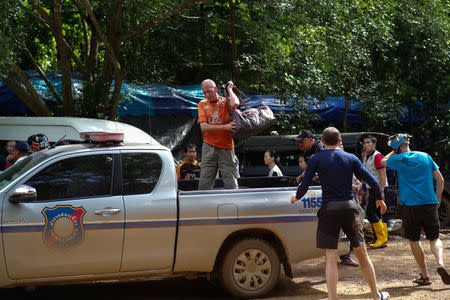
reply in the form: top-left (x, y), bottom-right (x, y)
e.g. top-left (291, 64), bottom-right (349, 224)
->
top-left (4, 68), bottom-right (51, 116)
top-left (342, 96), bottom-right (349, 133)
top-left (81, 0), bottom-right (121, 76)
top-left (53, 1), bottom-right (74, 116)
top-left (103, 0), bottom-right (124, 116)
top-left (229, 0), bottom-right (239, 85)
top-left (108, 70), bottom-right (127, 120)
top-left (86, 32), bottom-right (99, 81)
top-left (28, 0), bottom-right (83, 71)
top-left (200, 3), bottom-right (207, 70)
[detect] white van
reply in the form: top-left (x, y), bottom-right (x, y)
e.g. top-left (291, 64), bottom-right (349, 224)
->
top-left (0, 117), bottom-right (160, 145)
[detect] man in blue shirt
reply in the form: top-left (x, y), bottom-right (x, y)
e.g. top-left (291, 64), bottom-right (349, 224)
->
top-left (294, 129), bottom-right (324, 161)
top-left (291, 127), bottom-right (389, 300)
top-left (381, 134), bottom-right (448, 286)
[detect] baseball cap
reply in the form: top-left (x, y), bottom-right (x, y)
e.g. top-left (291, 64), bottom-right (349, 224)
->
top-left (294, 130), bottom-right (314, 141)
top-left (387, 133), bottom-right (411, 149)
top-left (14, 141), bottom-right (30, 153)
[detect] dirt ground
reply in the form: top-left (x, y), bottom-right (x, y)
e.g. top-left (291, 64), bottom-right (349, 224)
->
top-left (269, 227), bottom-right (450, 300)
top-left (2, 228), bottom-right (449, 300)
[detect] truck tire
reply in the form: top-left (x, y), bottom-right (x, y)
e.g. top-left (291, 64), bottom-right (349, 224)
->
top-left (219, 238), bottom-right (281, 299)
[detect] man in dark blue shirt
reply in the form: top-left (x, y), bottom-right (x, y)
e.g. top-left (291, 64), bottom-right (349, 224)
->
top-left (294, 129), bottom-right (324, 161)
top-left (291, 127), bottom-right (389, 300)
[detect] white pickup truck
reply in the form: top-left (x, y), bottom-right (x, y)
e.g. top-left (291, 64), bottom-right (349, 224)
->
top-left (0, 123), bottom-right (347, 299)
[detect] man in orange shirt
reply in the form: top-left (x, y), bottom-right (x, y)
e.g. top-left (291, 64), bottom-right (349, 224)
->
top-left (176, 144), bottom-right (201, 180)
top-left (197, 79), bottom-right (239, 190)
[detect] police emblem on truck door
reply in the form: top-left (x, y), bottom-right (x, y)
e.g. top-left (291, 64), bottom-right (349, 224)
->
top-left (42, 205), bottom-right (86, 250)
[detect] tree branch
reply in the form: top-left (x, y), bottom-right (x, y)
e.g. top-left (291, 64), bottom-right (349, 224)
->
top-left (28, 0), bottom-right (52, 25)
top-left (119, 0), bottom-right (207, 41)
top-left (7, 65), bottom-right (52, 116)
top-left (66, 42), bottom-right (84, 71)
top-left (19, 0), bottom-right (50, 29)
top-left (25, 0), bottom-right (83, 70)
top-left (74, 0), bottom-right (91, 63)
top-left (79, 0), bottom-right (121, 76)
top-left (3, 75), bottom-right (34, 113)
top-left (23, 47), bottom-right (63, 104)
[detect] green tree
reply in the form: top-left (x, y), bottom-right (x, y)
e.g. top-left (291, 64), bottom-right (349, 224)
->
top-left (1, 0), bottom-right (448, 151)
top-left (1, 0), bottom-right (206, 119)
top-left (385, 0), bottom-right (450, 158)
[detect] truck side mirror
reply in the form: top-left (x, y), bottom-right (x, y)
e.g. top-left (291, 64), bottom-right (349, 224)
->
top-left (9, 185), bottom-right (37, 204)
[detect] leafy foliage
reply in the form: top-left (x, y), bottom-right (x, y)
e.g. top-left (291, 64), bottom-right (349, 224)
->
top-left (0, 1), bottom-right (21, 77)
top-left (1, 0), bottom-right (449, 157)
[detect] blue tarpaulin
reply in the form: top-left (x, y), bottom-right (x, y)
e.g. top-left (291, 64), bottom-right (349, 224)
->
top-left (0, 71), bottom-right (366, 124)
top-left (2, 71), bottom-right (433, 159)
top-left (0, 80), bottom-right (33, 115)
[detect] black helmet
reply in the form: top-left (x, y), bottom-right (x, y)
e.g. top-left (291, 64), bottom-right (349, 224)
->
top-left (28, 134), bottom-right (50, 151)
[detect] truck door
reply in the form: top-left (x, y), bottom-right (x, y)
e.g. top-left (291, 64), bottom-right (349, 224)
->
top-left (2, 153), bottom-right (125, 279)
top-left (119, 151), bottom-right (177, 272)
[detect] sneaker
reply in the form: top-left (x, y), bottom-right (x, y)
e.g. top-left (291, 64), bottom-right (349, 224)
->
top-left (340, 256), bottom-right (359, 267)
top-left (379, 291), bottom-right (390, 300)
top-left (387, 219), bottom-right (402, 232)
top-left (437, 265), bottom-right (450, 285)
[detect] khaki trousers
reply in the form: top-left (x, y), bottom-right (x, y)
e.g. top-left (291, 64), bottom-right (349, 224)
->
top-left (198, 143), bottom-right (238, 190)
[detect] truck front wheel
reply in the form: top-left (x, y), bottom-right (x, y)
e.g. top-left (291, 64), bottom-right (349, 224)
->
top-left (219, 238), bottom-right (281, 299)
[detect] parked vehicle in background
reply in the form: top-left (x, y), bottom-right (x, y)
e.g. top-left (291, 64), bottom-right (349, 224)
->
top-left (440, 171), bottom-right (450, 225)
top-left (235, 133), bottom-right (449, 225)
top-left (234, 132), bottom-right (390, 177)
top-left (0, 117), bottom-right (159, 144)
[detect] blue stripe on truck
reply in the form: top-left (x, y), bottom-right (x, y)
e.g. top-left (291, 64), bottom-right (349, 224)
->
top-left (1, 215), bottom-right (316, 233)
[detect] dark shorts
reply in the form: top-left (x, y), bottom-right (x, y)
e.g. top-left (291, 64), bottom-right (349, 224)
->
top-left (316, 200), bottom-right (365, 249)
top-left (400, 204), bottom-right (440, 241)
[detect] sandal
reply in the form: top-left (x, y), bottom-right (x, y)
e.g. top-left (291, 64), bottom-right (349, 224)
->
top-left (436, 265), bottom-right (450, 285)
top-left (413, 273), bottom-right (431, 286)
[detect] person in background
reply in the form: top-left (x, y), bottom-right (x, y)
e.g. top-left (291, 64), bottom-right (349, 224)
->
top-left (197, 79), bottom-right (239, 190)
top-left (0, 140), bottom-right (16, 171)
top-left (294, 129), bottom-right (324, 161)
top-left (296, 155), bottom-right (307, 183)
top-left (291, 127), bottom-right (389, 300)
top-left (362, 135), bottom-right (389, 249)
top-left (264, 149), bottom-right (283, 177)
top-left (381, 134), bottom-right (449, 286)
top-left (176, 144), bottom-right (201, 180)
top-left (338, 141), bottom-right (361, 267)
top-left (296, 154), bottom-right (319, 184)
top-left (6, 141), bottom-right (30, 169)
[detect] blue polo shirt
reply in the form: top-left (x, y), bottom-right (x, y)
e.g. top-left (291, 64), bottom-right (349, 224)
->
top-left (296, 149), bottom-right (382, 203)
top-left (386, 151), bottom-right (439, 206)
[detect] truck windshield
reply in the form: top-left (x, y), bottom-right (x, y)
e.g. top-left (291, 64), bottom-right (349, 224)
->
top-left (0, 152), bottom-right (49, 191)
